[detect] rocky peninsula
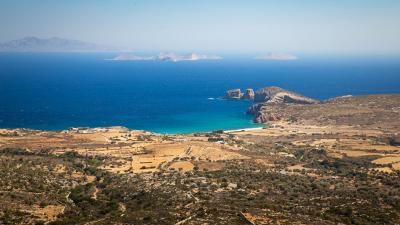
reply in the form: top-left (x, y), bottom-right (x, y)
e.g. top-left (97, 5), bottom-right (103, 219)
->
top-left (225, 86), bottom-right (320, 123)
top-left (226, 86), bottom-right (400, 131)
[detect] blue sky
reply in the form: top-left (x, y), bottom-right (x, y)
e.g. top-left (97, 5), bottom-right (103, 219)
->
top-left (1, 0), bottom-right (400, 54)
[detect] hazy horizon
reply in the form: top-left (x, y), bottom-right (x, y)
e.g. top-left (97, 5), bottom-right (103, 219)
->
top-left (1, 0), bottom-right (400, 54)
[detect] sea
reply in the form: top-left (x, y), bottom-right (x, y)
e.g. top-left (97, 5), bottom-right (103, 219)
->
top-left (1, 53), bottom-right (400, 133)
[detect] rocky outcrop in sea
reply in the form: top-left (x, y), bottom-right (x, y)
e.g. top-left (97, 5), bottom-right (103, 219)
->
top-left (225, 88), bottom-right (254, 100)
top-left (225, 86), bottom-right (319, 123)
top-left (243, 89), bottom-right (255, 100)
top-left (225, 89), bottom-right (243, 100)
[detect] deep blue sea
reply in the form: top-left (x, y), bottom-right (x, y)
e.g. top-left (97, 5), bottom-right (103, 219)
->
top-left (1, 53), bottom-right (400, 133)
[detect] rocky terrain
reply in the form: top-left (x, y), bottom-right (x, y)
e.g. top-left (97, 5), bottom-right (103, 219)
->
top-left (1, 93), bottom-right (400, 224)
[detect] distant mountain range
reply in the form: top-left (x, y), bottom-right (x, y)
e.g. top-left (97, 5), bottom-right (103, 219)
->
top-left (0, 37), bottom-right (299, 61)
top-left (0, 37), bottom-right (117, 52)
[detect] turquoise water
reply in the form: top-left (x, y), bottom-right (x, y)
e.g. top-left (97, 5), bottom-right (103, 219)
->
top-left (1, 53), bottom-right (400, 133)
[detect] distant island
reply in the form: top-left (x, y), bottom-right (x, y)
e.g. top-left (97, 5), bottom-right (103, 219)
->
top-left (0, 36), bottom-right (117, 52)
top-left (108, 52), bottom-right (222, 62)
top-left (255, 52), bottom-right (298, 61)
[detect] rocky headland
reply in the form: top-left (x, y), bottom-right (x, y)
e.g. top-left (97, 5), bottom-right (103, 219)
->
top-left (225, 86), bottom-right (320, 123)
top-left (227, 86), bottom-right (400, 128)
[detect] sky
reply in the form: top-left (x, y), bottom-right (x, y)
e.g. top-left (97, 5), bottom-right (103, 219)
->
top-left (1, 0), bottom-right (400, 54)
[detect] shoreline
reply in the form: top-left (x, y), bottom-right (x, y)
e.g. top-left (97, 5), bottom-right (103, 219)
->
top-left (0, 124), bottom-right (266, 135)
top-left (223, 126), bottom-right (265, 133)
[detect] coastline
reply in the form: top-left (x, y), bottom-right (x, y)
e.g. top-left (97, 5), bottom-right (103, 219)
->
top-left (0, 123), bottom-right (267, 135)
top-left (223, 126), bottom-right (265, 133)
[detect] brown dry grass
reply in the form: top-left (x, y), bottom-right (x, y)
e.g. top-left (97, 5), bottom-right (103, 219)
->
top-left (340, 150), bottom-right (383, 157)
top-left (24, 204), bottom-right (65, 221)
top-left (392, 162), bottom-right (400, 170)
top-left (372, 156), bottom-right (400, 165)
top-left (169, 161), bottom-right (194, 172)
top-left (197, 162), bottom-right (225, 171)
top-left (129, 142), bottom-right (246, 173)
top-left (234, 122), bottom-right (382, 138)
top-left (10, 135), bottom-right (243, 174)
